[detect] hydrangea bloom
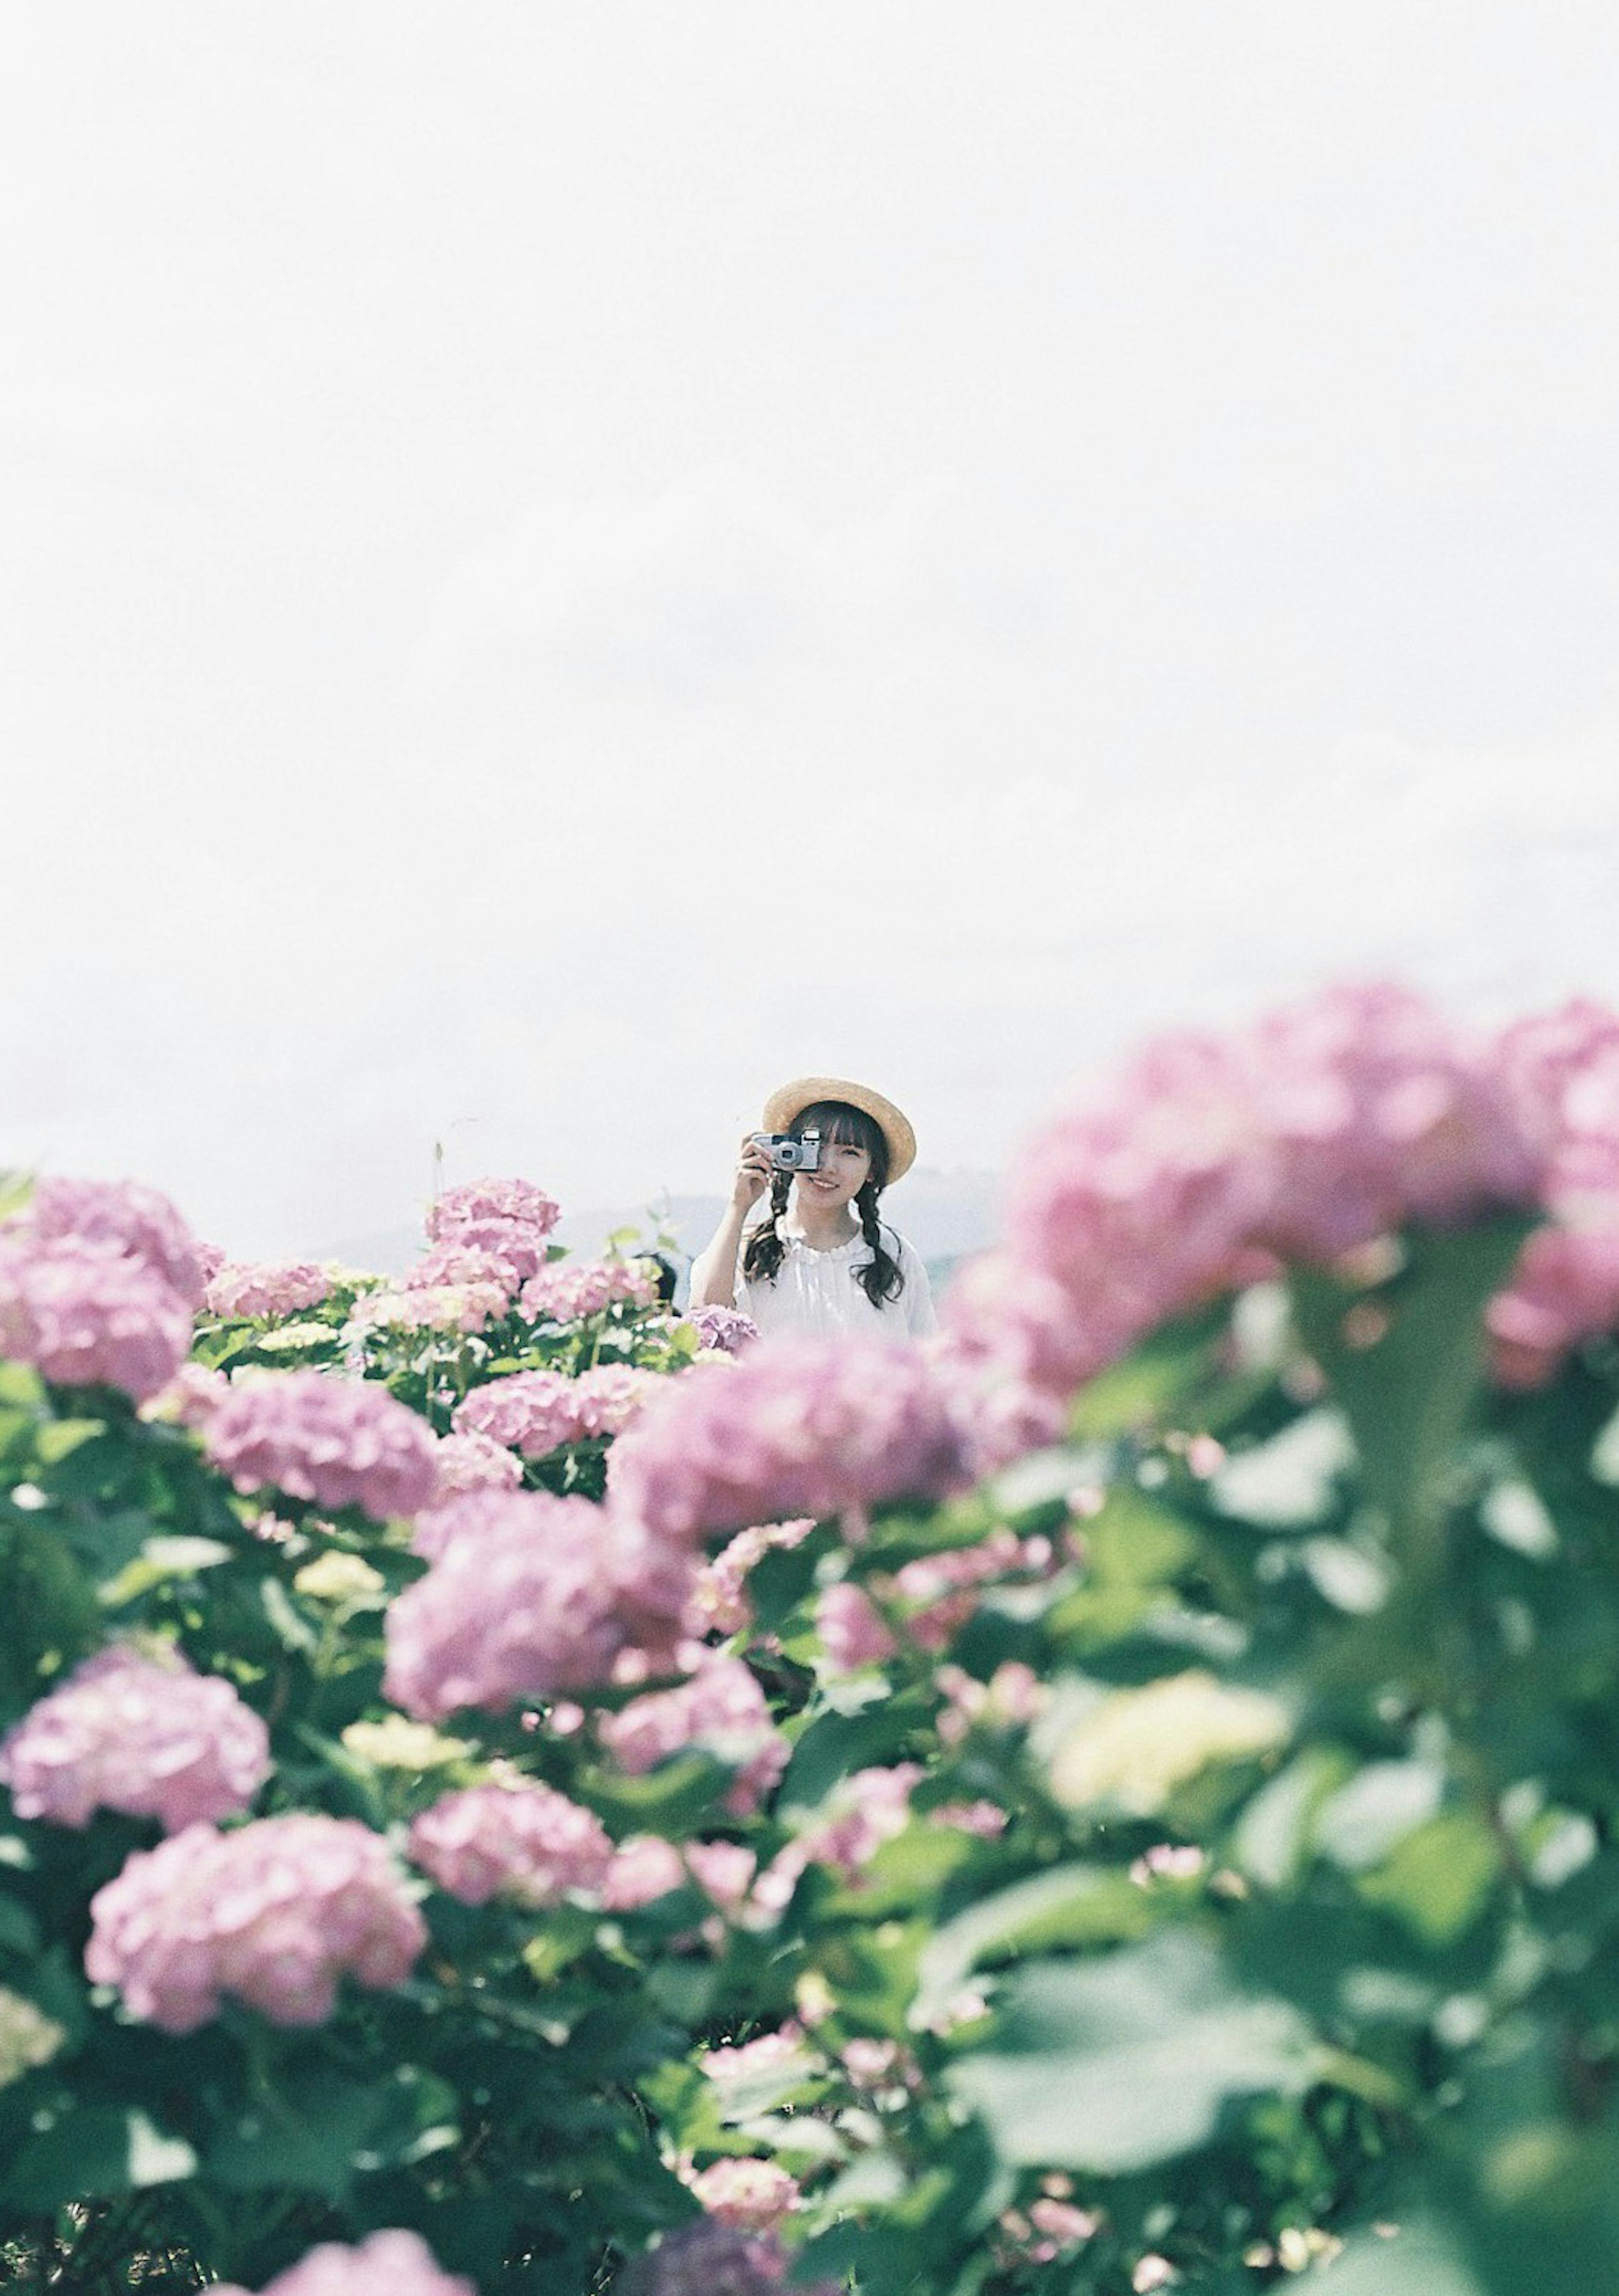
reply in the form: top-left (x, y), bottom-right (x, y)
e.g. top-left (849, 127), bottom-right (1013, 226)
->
top-left (452, 1364), bottom-right (662, 1458)
top-left (0, 1238), bottom-right (194, 1402)
top-left (621, 2219), bottom-right (838, 2296)
top-left (940, 983), bottom-right (1571, 1431)
top-left (428, 1177), bottom-right (561, 1241)
top-left (685, 1519), bottom-right (816, 1639)
top-left (430, 1428), bottom-right (524, 1502)
top-left (140, 1359), bottom-right (230, 1428)
top-left (0, 1645), bottom-right (269, 1833)
top-left (385, 1490), bottom-right (693, 1717)
top-left (1495, 999), bottom-right (1619, 1208)
top-left (756, 1765), bottom-right (922, 1914)
top-left (86, 1814), bottom-right (425, 2031)
top-left (12, 1175), bottom-right (207, 1307)
top-left (609, 1339), bottom-right (971, 1544)
top-left (814, 1583), bottom-right (898, 1672)
top-left (204, 1261), bottom-right (332, 1320)
top-left (686, 2158), bottom-right (801, 2234)
top-left (601, 1657), bottom-right (788, 1815)
top-left (212, 2229), bottom-right (474, 2296)
top-left (426, 1180), bottom-right (561, 1286)
top-left (347, 1282), bottom-right (508, 1336)
top-left (407, 1781), bottom-right (613, 1906)
top-left (601, 1833), bottom-right (688, 1910)
top-left (520, 1259), bottom-right (659, 1322)
top-left (684, 1838), bottom-right (758, 1911)
top-left (404, 1241), bottom-right (524, 1298)
top-left (1486, 1221), bottom-right (1619, 1389)
top-left (204, 1368), bottom-right (440, 1519)
top-left (686, 1304), bottom-right (761, 1357)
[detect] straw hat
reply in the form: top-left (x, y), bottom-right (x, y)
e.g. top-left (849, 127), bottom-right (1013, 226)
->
top-left (761, 1077), bottom-right (917, 1183)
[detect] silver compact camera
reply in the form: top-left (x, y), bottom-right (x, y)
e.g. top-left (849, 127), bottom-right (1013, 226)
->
top-left (752, 1129), bottom-right (821, 1173)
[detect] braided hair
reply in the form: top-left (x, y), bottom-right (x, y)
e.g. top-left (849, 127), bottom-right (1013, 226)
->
top-left (742, 1100), bottom-right (906, 1309)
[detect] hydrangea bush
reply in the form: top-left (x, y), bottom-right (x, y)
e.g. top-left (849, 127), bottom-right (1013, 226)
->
top-left (7, 990), bottom-right (1619, 2295)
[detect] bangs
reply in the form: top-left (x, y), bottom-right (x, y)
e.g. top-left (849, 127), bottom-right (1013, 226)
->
top-left (792, 1100), bottom-right (887, 1168)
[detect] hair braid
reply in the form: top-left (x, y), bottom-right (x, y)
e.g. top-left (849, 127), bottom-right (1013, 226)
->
top-left (854, 1179), bottom-right (905, 1308)
top-left (742, 1171), bottom-right (793, 1286)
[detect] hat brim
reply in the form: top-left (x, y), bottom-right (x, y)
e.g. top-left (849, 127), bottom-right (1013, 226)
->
top-left (761, 1077), bottom-right (917, 1184)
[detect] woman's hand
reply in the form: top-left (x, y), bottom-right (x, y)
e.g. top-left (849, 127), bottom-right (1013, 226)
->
top-left (730, 1132), bottom-right (775, 1213)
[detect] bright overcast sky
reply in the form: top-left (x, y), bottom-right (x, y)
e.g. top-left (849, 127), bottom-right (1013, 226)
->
top-left (5, 3), bottom-right (1618, 1257)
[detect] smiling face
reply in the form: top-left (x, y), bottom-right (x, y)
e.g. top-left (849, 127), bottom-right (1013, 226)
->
top-left (788, 1101), bottom-right (887, 1217)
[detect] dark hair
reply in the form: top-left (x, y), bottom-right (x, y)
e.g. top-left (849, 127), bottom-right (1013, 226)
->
top-left (741, 1099), bottom-right (905, 1309)
top-left (634, 1251), bottom-right (678, 1305)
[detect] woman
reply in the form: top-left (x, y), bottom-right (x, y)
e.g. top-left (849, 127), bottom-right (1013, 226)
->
top-left (688, 1076), bottom-right (936, 1341)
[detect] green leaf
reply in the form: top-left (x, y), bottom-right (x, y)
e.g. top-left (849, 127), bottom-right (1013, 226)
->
top-left (584, 1749), bottom-right (732, 1833)
top-left (1318, 2220), bottom-right (1486, 2294)
top-left (98, 1534), bottom-right (233, 1607)
top-left (207, 2070), bottom-right (384, 2196)
top-left (1356, 1810), bottom-right (1503, 1944)
top-left (914, 1863), bottom-right (1152, 2030)
top-left (1084, 1487), bottom-right (1201, 1585)
top-left (949, 1930), bottom-right (1316, 2174)
top-left (1290, 1218), bottom-right (1532, 1533)
top-left (1068, 1309), bottom-right (1225, 1439)
top-left (1314, 1760), bottom-right (1446, 1871)
top-left (3, 2105), bottom-right (197, 2207)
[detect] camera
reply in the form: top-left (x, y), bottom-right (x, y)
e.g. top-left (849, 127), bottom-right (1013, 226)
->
top-left (751, 1130), bottom-right (821, 1172)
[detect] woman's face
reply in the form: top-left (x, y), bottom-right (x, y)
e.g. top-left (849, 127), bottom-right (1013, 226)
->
top-left (793, 1130), bottom-right (872, 1212)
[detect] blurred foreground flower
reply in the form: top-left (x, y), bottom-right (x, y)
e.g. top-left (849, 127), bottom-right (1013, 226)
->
top-left (609, 1338), bottom-right (971, 1542)
top-left (212, 2228), bottom-right (473, 2296)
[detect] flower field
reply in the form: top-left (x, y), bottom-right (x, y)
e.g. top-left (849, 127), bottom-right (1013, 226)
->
top-left (7, 986), bottom-right (1619, 2292)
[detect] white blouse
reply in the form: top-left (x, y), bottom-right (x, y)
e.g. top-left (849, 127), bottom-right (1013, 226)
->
top-left (735, 1225), bottom-right (937, 1343)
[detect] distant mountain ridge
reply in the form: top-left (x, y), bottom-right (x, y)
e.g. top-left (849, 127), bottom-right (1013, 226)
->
top-left (325, 1167), bottom-right (1001, 1286)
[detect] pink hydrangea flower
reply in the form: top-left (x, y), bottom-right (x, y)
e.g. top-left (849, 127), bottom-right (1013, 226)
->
top-left (430, 1429), bottom-right (524, 1502)
top-left (1486, 1219), bottom-right (1619, 1389)
top-left (204, 1369), bottom-right (440, 1519)
top-left (685, 1839), bottom-right (758, 1911)
top-left (814, 1583), bottom-right (897, 1672)
top-left (601, 1834), bottom-right (688, 1909)
top-left (1495, 999), bottom-right (1619, 1205)
top-left (702, 2027), bottom-right (807, 2083)
top-left (452, 1365), bottom-right (661, 1458)
top-left (204, 1262), bottom-right (332, 1320)
top-left (686, 2158), bottom-right (801, 2235)
top-left (601, 1657), bottom-right (788, 1815)
top-left (622, 2220), bottom-right (838, 2296)
top-left (609, 1340), bottom-right (971, 1545)
top-left (0, 1646), bottom-right (269, 1833)
top-left (892, 1527), bottom-right (1046, 1651)
top-left (686, 1304), bottom-right (761, 1357)
top-left (965, 984), bottom-right (1556, 1412)
top-left (139, 1359), bottom-right (230, 1428)
top-left (520, 1260), bottom-right (659, 1322)
top-left (13, 1176), bottom-right (207, 1307)
top-left (428, 1177), bottom-right (561, 1241)
top-left (0, 1238), bottom-right (194, 1402)
top-left (685, 1519), bottom-right (816, 1639)
top-left (407, 1781), bottom-right (613, 1906)
top-left (86, 1814), bottom-right (425, 2031)
top-left (385, 1490), bottom-right (694, 1718)
top-left (403, 1241), bottom-right (523, 1299)
top-left (348, 1282), bottom-right (508, 1336)
top-left (211, 2228), bottom-right (474, 2296)
top-left (755, 1765), bottom-right (921, 1914)
top-left (929, 1798), bottom-right (1009, 1838)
